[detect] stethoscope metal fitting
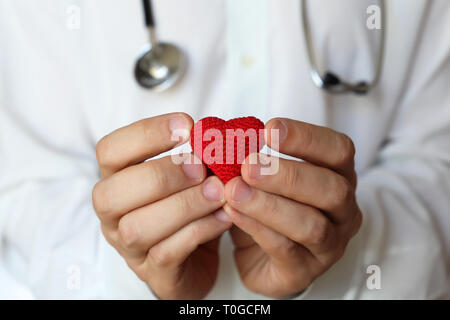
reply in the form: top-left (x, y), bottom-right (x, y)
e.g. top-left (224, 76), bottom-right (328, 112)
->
top-left (134, 0), bottom-right (186, 91)
top-left (301, 0), bottom-right (386, 95)
top-left (135, 0), bottom-right (386, 95)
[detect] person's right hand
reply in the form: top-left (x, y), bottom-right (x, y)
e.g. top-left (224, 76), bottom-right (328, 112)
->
top-left (92, 113), bottom-right (231, 300)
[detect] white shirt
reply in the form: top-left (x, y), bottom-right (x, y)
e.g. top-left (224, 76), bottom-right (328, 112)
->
top-left (0, 0), bottom-right (449, 299)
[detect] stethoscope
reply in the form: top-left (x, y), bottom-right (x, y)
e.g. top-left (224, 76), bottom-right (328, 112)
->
top-left (135, 0), bottom-right (386, 95)
top-left (134, 0), bottom-right (186, 91)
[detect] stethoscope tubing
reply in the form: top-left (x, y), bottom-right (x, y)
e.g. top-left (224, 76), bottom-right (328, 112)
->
top-left (301, 0), bottom-right (386, 94)
top-left (136, 0), bottom-right (386, 95)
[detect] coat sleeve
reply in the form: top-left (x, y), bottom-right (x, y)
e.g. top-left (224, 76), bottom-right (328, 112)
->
top-left (306, 0), bottom-right (450, 299)
top-left (0, 106), bottom-right (102, 298)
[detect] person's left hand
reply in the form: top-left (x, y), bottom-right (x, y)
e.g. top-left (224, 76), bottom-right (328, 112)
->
top-left (223, 118), bottom-right (363, 298)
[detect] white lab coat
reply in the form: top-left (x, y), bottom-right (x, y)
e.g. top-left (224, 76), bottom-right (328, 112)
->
top-left (0, 0), bottom-right (449, 299)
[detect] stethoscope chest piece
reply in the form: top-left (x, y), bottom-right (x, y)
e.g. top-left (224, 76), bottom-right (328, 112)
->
top-left (135, 42), bottom-right (186, 91)
top-left (135, 0), bottom-right (186, 91)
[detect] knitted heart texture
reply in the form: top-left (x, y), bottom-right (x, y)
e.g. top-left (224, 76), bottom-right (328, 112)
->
top-left (190, 116), bottom-right (265, 184)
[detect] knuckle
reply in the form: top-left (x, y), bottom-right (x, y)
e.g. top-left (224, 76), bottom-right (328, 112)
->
top-left (118, 215), bottom-right (140, 249)
top-left (331, 242), bottom-right (348, 264)
top-left (335, 134), bottom-right (355, 167)
top-left (96, 136), bottom-right (115, 169)
top-left (148, 245), bottom-right (172, 268)
top-left (176, 189), bottom-right (197, 214)
top-left (350, 210), bottom-right (363, 237)
top-left (139, 120), bottom-right (154, 144)
top-left (92, 181), bottom-right (112, 216)
top-left (99, 223), bottom-right (118, 247)
top-left (299, 125), bottom-right (314, 151)
top-left (188, 223), bottom-right (201, 243)
top-left (305, 216), bottom-right (330, 246)
top-left (338, 241), bottom-right (348, 258)
top-left (148, 162), bottom-right (170, 191)
top-left (284, 162), bottom-right (301, 191)
top-left (329, 175), bottom-right (353, 209)
top-left (261, 193), bottom-right (279, 216)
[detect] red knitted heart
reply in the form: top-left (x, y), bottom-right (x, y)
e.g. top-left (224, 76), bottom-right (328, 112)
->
top-left (190, 117), bottom-right (265, 184)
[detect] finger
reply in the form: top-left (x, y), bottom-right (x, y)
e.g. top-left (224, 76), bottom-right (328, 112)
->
top-left (96, 112), bottom-right (193, 178)
top-left (242, 154), bottom-right (358, 224)
top-left (92, 154), bottom-right (206, 226)
top-left (229, 225), bottom-right (257, 250)
top-left (223, 204), bottom-right (312, 265)
top-left (116, 176), bottom-right (226, 262)
top-left (147, 209), bottom-right (232, 269)
top-left (224, 205), bottom-right (319, 298)
top-left (265, 118), bottom-right (356, 184)
top-left (225, 177), bottom-right (338, 259)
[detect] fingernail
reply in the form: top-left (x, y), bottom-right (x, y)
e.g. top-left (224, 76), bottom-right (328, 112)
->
top-left (270, 119), bottom-right (288, 144)
top-left (203, 177), bottom-right (224, 202)
top-left (232, 179), bottom-right (253, 203)
top-left (214, 209), bottom-right (231, 222)
top-left (182, 160), bottom-right (204, 181)
top-left (169, 114), bottom-right (190, 142)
